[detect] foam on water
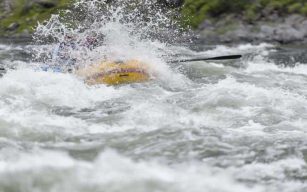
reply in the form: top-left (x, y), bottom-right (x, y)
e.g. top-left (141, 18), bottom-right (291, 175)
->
top-left (0, 149), bottom-right (263, 192)
top-left (1, 42), bottom-right (307, 191)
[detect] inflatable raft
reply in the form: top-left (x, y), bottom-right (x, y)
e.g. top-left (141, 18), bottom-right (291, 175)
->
top-left (76, 60), bottom-right (150, 85)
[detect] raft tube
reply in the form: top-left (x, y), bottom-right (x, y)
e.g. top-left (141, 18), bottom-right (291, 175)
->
top-left (76, 60), bottom-right (150, 85)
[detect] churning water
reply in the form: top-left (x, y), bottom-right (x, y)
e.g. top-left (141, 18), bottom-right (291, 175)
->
top-left (1, 0), bottom-right (307, 191)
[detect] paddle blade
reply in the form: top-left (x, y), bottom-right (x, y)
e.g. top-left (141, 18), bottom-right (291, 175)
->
top-left (204, 55), bottom-right (242, 60)
top-left (169, 54), bottom-right (242, 63)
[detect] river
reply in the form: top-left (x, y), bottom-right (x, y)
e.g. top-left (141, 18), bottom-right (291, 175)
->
top-left (1, 1), bottom-right (307, 192)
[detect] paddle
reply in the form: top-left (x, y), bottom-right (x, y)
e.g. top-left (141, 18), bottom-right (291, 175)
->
top-left (169, 54), bottom-right (242, 63)
top-left (0, 54), bottom-right (243, 76)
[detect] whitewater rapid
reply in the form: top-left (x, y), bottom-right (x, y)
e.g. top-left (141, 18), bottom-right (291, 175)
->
top-left (0, 41), bottom-right (307, 191)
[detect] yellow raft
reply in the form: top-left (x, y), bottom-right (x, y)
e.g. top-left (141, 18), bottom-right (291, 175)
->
top-left (76, 59), bottom-right (150, 85)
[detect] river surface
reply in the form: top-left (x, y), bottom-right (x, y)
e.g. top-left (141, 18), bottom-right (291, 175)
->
top-left (0, 39), bottom-right (307, 192)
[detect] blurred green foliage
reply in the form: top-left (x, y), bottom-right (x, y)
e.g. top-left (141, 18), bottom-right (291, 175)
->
top-left (182, 0), bottom-right (307, 28)
top-left (0, 0), bottom-right (71, 35)
top-left (1, 0), bottom-right (307, 35)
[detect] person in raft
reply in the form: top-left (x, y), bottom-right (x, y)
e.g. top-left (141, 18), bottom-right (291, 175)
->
top-left (42, 32), bottom-right (99, 72)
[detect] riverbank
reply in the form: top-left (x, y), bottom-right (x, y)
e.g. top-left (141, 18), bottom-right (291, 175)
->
top-left (1, 0), bottom-right (307, 44)
top-left (197, 14), bottom-right (307, 44)
top-left (181, 0), bottom-right (307, 44)
top-left (0, 0), bottom-right (70, 37)
top-left (0, 0), bottom-right (181, 38)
